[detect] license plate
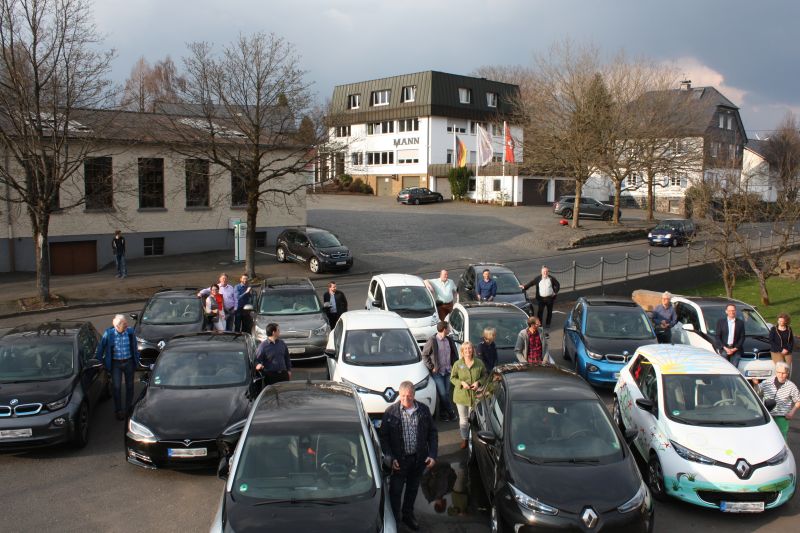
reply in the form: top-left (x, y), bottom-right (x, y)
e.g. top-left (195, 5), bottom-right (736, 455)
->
top-left (336, 261), bottom-right (347, 266)
top-left (289, 347), bottom-right (305, 354)
top-left (0, 428), bottom-right (33, 439)
top-left (720, 501), bottom-right (764, 513)
top-left (613, 372), bottom-right (620, 379)
top-left (168, 447), bottom-right (207, 458)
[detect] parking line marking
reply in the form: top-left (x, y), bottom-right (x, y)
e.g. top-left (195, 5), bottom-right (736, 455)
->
top-left (256, 250), bottom-right (276, 257)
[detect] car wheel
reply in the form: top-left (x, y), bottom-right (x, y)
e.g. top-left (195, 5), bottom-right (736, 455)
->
top-left (413, 198), bottom-right (420, 205)
top-left (309, 257), bottom-right (320, 273)
top-left (602, 211), bottom-right (612, 221)
top-left (562, 208), bottom-right (572, 219)
top-left (647, 453), bottom-right (668, 502)
top-left (276, 246), bottom-right (287, 263)
top-left (490, 501), bottom-right (510, 533)
top-left (671, 237), bottom-right (679, 247)
top-left (437, 195), bottom-right (443, 202)
top-left (612, 397), bottom-right (625, 431)
top-left (72, 401), bottom-right (90, 449)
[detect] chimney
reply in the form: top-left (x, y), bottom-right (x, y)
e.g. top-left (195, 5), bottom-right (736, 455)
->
top-left (680, 80), bottom-right (692, 91)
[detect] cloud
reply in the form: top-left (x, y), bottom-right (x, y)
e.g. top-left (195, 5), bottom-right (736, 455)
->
top-left (666, 56), bottom-right (747, 106)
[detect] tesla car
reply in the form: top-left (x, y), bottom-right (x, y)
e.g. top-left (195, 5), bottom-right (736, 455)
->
top-left (446, 302), bottom-right (530, 366)
top-left (275, 227), bottom-right (353, 273)
top-left (365, 274), bottom-right (438, 346)
top-left (456, 263), bottom-right (532, 314)
top-left (131, 288), bottom-right (205, 366)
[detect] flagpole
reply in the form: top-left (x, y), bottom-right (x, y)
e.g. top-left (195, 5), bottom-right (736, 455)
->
top-left (475, 122), bottom-right (480, 203)
top-left (452, 127), bottom-right (456, 169)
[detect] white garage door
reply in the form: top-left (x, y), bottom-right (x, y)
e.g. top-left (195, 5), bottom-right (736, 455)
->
top-left (436, 177), bottom-right (452, 199)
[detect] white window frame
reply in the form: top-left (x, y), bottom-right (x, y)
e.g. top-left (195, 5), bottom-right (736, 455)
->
top-left (371, 89), bottom-right (390, 106)
top-left (347, 94), bottom-right (360, 110)
top-left (458, 88), bottom-right (471, 104)
top-left (486, 92), bottom-right (498, 108)
top-left (401, 85), bottom-right (416, 103)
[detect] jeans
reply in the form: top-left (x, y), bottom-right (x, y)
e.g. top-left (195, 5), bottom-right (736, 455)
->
top-left (431, 372), bottom-right (455, 417)
top-left (115, 254), bottom-right (127, 277)
top-left (456, 403), bottom-right (472, 440)
top-left (389, 453), bottom-right (426, 519)
top-left (111, 358), bottom-right (135, 414)
top-left (225, 311), bottom-right (235, 332)
top-left (234, 310), bottom-right (252, 333)
top-left (537, 296), bottom-right (555, 327)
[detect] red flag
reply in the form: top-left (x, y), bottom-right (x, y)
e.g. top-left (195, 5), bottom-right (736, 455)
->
top-left (504, 125), bottom-right (515, 163)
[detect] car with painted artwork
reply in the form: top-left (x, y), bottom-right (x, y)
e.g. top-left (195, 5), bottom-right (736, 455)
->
top-left (365, 274), bottom-right (438, 347)
top-left (613, 344), bottom-right (796, 512)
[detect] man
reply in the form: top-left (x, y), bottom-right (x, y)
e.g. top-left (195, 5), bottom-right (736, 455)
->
top-left (424, 270), bottom-right (457, 321)
top-left (112, 230), bottom-right (127, 278)
top-left (255, 323), bottom-right (292, 385)
top-left (651, 291), bottom-right (678, 343)
top-left (199, 273), bottom-right (237, 331)
top-left (715, 303), bottom-right (745, 368)
top-left (380, 381), bottom-right (438, 531)
top-left (234, 274), bottom-right (253, 333)
top-left (475, 269), bottom-right (496, 302)
top-left (96, 314), bottom-right (140, 420)
top-left (520, 266), bottom-right (560, 330)
top-left (421, 321), bottom-right (458, 421)
top-left (759, 362), bottom-right (800, 441)
top-left (322, 281), bottom-right (348, 327)
top-left (514, 316), bottom-right (549, 364)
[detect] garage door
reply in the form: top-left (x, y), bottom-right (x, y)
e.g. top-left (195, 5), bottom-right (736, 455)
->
top-left (521, 179), bottom-right (549, 205)
top-left (376, 176), bottom-right (393, 196)
top-left (402, 176), bottom-right (419, 189)
top-left (50, 241), bottom-right (97, 275)
top-left (436, 177), bottom-right (452, 199)
top-left (554, 179), bottom-right (574, 200)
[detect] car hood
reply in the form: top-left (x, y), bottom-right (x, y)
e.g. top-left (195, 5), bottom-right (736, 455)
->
top-left (255, 313), bottom-right (327, 331)
top-left (135, 322), bottom-right (202, 344)
top-left (663, 418), bottom-right (786, 465)
top-left (318, 245), bottom-right (350, 256)
top-left (0, 376), bottom-right (76, 405)
top-left (583, 336), bottom-right (656, 357)
top-left (508, 453), bottom-right (643, 514)
top-left (492, 293), bottom-right (529, 308)
top-left (340, 361), bottom-right (429, 391)
top-left (742, 336), bottom-right (771, 354)
top-left (135, 385), bottom-right (251, 440)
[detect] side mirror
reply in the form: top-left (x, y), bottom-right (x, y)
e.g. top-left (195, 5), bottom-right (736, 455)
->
top-left (129, 313), bottom-right (138, 321)
top-left (453, 332), bottom-right (464, 343)
top-left (635, 398), bottom-right (655, 413)
top-left (477, 430), bottom-right (496, 446)
top-left (763, 398), bottom-right (777, 411)
top-left (324, 348), bottom-right (336, 358)
top-left (217, 456), bottom-right (230, 481)
top-left (681, 323), bottom-right (695, 332)
top-left (243, 304), bottom-right (254, 312)
top-left (84, 358), bottom-right (103, 371)
top-left (564, 323), bottom-right (578, 332)
top-left (372, 299), bottom-right (383, 309)
top-left (139, 375), bottom-right (150, 386)
top-left (623, 429), bottom-right (637, 444)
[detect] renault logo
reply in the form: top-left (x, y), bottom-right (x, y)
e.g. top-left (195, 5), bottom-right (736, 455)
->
top-left (383, 388), bottom-right (397, 402)
top-left (10, 399), bottom-right (19, 406)
top-left (734, 459), bottom-right (752, 479)
top-left (581, 507), bottom-right (598, 529)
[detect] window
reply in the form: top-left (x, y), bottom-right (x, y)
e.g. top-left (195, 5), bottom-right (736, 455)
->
top-left (458, 87), bottom-right (471, 104)
top-left (335, 125), bottom-right (351, 137)
top-left (446, 150), bottom-right (453, 164)
top-left (469, 121), bottom-right (486, 134)
top-left (347, 94), bottom-right (360, 109)
top-left (449, 310), bottom-right (464, 335)
top-left (397, 150), bottom-right (419, 164)
top-left (493, 179), bottom-right (501, 192)
top-left (447, 121), bottom-right (466, 133)
top-left (350, 152), bottom-right (363, 166)
top-left (367, 120), bottom-right (394, 135)
top-left (231, 160), bottom-right (247, 207)
top-left (492, 123), bottom-right (503, 136)
top-left (401, 85), bottom-right (416, 103)
top-left (366, 151), bottom-right (394, 165)
top-left (138, 158), bottom-right (164, 208)
top-left (398, 118), bottom-right (419, 132)
top-left (626, 173), bottom-right (640, 187)
top-left (727, 116), bottom-right (733, 130)
top-left (469, 150), bottom-right (476, 163)
top-left (486, 92), bottom-right (498, 107)
top-left (710, 142), bottom-right (719, 158)
top-left (84, 156), bottom-right (113, 210)
top-left (185, 159), bottom-right (209, 207)
top-left (489, 384), bottom-right (506, 437)
top-left (468, 178), bottom-right (476, 192)
top-left (492, 152), bottom-right (502, 163)
top-left (719, 114), bottom-right (725, 128)
top-left (370, 89), bottom-right (390, 106)
top-left (254, 231), bottom-right (266, 248)
top-left (143, 237), bottom-right (164, 256)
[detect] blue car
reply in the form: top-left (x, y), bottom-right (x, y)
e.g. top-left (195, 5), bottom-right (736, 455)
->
top-left (647, 219), bottom-right (695, 247)
top-left (563, 297), bottom-right (657, 387)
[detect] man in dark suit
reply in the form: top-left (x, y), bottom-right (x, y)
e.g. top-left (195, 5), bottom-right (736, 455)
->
top-left (716, 303), bottom-right (745, 368)
top-left (322, 281), bottom-right (348, 327)
top-left (520, 265), bottom-right (560, 330)
top-left (380, 381), bottom-right (438, 531)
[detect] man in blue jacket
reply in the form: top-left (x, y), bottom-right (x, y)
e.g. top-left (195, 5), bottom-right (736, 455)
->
top-left (475, 269), bottom-right (497, 302)
top-left (96, 314), bottom-right (140, 420)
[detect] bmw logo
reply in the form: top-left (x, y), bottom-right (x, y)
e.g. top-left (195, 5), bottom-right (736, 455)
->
top-left (158, 340), bottom-right (166, 350)
top-left (383, 388), bottom-right (397, 402)
top-left (10, 398), bottom-right (19, 406)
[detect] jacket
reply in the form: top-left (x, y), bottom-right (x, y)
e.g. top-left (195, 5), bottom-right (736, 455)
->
top-left (450, 358), bottom-right (487, 407)
top-left (522, 274), bottom-right (560, 300)
top-left (769, 326), bottom-right (795, 353)
top-left (421, 334), bottom-right (458, 373)
top-left (514, 328), bottom-right (549, 363)
top-left (715, 317), bottom-right (745, 353)
top-left (95, 326), bottom-right (140, 370)
top-left (379, 400), bottom-right (438, 462)
top-left (206, 295), bottom-right (224, 324)
top-left (323, 290), bottom-right (348, 315)
top-left (475, 339), bottom-right (498, 371)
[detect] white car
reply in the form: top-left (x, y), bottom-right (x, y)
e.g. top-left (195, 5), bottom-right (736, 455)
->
top-left (613, 344), bottom-right (796, 512)
top-left (365, 274), bottom-right (438, 346)
top-left (325, 310), bottom-right (437, 418)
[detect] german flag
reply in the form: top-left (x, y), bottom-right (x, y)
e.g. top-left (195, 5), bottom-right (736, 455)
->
top-left (456, 136), bottom-right (467, 168)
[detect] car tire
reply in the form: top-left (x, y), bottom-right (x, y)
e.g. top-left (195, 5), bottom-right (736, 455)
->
top-left (612, 397), bottom-right (625, 431)
top-left (309, 257), bottom-right (320, 273)
top-left (437, 195), bottom-right (443, 202)
top-left (72, 401), bottom-right (90, 449)
top-left (413, 198), bottom-right (420, 205)
top-left (562, 208), bottom-right (573, 219)
top-left (647, 453), bottom-right (668, 502)
top-left (671, 237), bottom-right (679, 247)
top-left (490, 501), bottom-right (510, 533)
top-left (276, 246), bottom-right (287, 263)
top-left (602, 211), bottom-right (612, 221)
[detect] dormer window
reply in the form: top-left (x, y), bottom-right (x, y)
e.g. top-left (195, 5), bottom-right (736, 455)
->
top-left (347, 94), bottom-right (360, 109)
top-left (401, 85), bottom-right (416, 103)
top-left (458, 88), bottom-right (471, 104)
top-left (371, 89), bottom-right (390, 106)
top-left (486, 92), bottom-right (498, 107)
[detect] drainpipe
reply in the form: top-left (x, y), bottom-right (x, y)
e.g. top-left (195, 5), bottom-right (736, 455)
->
top-left (3, 152), bottom-right (15, 272)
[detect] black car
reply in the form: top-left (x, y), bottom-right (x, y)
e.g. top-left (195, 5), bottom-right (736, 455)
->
top-left (125, 332), bottom-right (259, 469)
top-left (647, 219), bottom-right (695, 247)
top-left (553, 195), bottom-right (618, 220)
top-left (397, 187), bottom-right (443, 205)
top-left (469, 364), bottom-right (653, 533)
top-left (456, 263), bottom-right (532, 314)
top-left (212, 381), bottom-right (394, 533)
top-left (447, 302), bottom-right (530, 366)
top-left (0, 322), bottom-right (109, 450)
top-left (275, 227), bottom-right (353, 274)
top-left (131, 288), bottom-right (206, 366)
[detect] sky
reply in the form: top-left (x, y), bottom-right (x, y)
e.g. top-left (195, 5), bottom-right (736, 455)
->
top-left (95, 0), bottom-right (800, 137)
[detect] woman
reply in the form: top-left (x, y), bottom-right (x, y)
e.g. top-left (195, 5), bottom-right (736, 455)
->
top-left (769, 313), bottom-right (794, 372)
top-left (205, 284), bottom-right (225, 332)
top-left (759, 362), bottom-right (800, 441)
top-left (475, 327), bottom-right (498, 372)
top-left (450, 341), bottom-right (486, 450)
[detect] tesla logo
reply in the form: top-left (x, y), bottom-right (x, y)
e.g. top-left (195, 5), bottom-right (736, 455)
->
top-left (10, 399), bottom-right (19, 406)
top-left (581, 507), bottom-right (598, 528)
top-left (383, 388), bottom-right (397, 402)
top-left (183, 439), bottom-right (192, 446)
top-left (734, 459), bottom-right (751, 479)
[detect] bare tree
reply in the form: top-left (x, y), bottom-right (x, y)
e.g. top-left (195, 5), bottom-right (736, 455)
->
top-left (0, 0), bottom-right (115, 301)
top-left (121, 55), bottom-right (185, 112)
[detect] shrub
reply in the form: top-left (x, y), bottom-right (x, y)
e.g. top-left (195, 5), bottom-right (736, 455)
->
top-left (339, 174), bottom-right (353, 187)
top-left (448, 167), bottom-right (473, 200)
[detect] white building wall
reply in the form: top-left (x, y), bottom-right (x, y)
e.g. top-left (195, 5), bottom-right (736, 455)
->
top-left (742, 148), bottom-right (777, 202)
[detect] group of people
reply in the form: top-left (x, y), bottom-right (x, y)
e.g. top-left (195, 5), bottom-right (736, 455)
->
top-left (199, 273), bottom-right (254, 333)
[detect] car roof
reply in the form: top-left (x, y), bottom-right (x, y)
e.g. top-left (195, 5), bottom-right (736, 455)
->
top-left (468, 263), bottom-right (513, 273)
top-left (252, 381), bottom-right (363, 426)
top-left (262, 277), bottom-right (314, 289)
top-left (150, 288), bottom-right (199, 298)
top-left (672, 295), bottom-right (753, 309)
top-left (166, 332), bottom-right (251, 348)
top-left (341, 310), bottom-right (407, 329)
top-left (581, 296), bottom-right (641, 308)
top-left (635, 344), bottom-right (740, 375)
top-left (497, 364), bottom-right (600, 401)
top-left (2, 321), bottom-right (84, 340)
top-left (373, 273), bottom-right (425, 287)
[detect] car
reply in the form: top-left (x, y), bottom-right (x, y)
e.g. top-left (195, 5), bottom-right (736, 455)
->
top-left (553, 195), bottom-right (618, 220)
top-left (396, 187), bottom-right (443, 205)
top-left (211, 381), bottom-right (396, 533)
top-left (125, 332), bottom-right (260, 469)
top-left (324, 310), bottom-right (437, 419)
top-left (563, 297), bottom-right (657, 387)
top-left (131, 288), bottom-right (205, 366)
top-left (456, 263), bottom-right (532, 314)
top-left (365, 274), bottom-right (438, 346)
top-left (469, 364), bottom-right (653, 533)
top-left (613, 344), bottom-right (796, 512)
top-left (253, 277), bottom-right (329, 360)
top-left (446, 302), bottom-right (531, 366)
top-left (0, 322), bottom-right (109, 450)
top-left (647, 219), bottom-right (696, 247)
top-left (275, 227), bottom-right (353, 273)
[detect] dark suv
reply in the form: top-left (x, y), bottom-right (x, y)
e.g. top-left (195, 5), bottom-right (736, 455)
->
top-left (132, 288), bottom-right (205, 366)
top-left (553, 195), bottom-right (617, 220)
top-left (456, 263), bottom-right (532, 314)
top-left (647, 219), bottom-right (695, 247)
top-left (275, 227), bottom-right (353, 273)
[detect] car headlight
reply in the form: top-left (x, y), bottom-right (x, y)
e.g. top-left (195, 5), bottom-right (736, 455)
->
top-left (670, 440), bottom-right (715, 465)
top-left (128, 418), bottom-right (157, 443)
top-left (312, 324), bottom-right (329, 336)
top-left (648, 232), bottom-right (652, 238)
top-left (414, 376), bottom-right (430, 391)
top-left (222, 419), bottom-right (248, 437)
top-left (766, 446), bottom-right (789, 466)
top-left (618, 481), bottom-right (649, 513)
top-left (254, 324), bottom-right (266, 341)
top-left (587, 350), bottom-right (603, 361)
top-left (318, 250), bottom-right (330, 257)
top-left (47, 395), bottom-right (71, 411)
top-left (342, 378), bottom-right (371, 394)
top-left (509, 483), bottom-right (558, 516)
top-left (665, 234), bottom-right (672, 239)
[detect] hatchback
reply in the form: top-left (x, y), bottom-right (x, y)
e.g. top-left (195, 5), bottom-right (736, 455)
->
top-left (647, 219), bottom-right (695, 247)
top-left (365, 274), bottom-right (438, 346)
top-left (131, 288), bottom-right (205, 366)
top-left (456, 263), bottom-right (532, 314)
top-left (275, 227), bottom-right (353, 273)
top-left (447, 302), bottom-right (530, 366)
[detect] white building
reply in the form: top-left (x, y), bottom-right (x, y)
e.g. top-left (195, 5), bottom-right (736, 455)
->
top-left (742, 139), bottom-right (778, 202)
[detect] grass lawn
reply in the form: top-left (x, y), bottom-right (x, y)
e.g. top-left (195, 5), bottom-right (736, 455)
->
top-left (686, 276), bottom-right (800, 321)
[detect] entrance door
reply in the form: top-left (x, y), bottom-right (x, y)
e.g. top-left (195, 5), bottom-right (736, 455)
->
top-left (50, 241), bottom-right (97, 275)
top-left (376, 176), bottom-right (393, 196)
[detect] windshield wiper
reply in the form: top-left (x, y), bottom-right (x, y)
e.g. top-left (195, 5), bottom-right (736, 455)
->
top-left (253, 497), bottom-right (340, 506)
top-left (540, 458), bottom-right (600, 465)
top-left (512, 452), bottom-right (541, 465)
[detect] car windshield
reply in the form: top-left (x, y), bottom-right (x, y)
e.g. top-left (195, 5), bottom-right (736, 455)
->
top-left (653, 223), bottom-right (679, 231)
top-left (309, 232), bottom-right (341, 248)
top-left (259, 291), bottom-right (321, 315)
top-left (703, 306), bottom-right (771, 337)
top-left (492, 272), bottom-right (522, 295)
top-left (584, 308), bottom-right (655, 340)
top-left (343, 329), bottom-right (419, 365)
top-left (232, 424), bottom-right (375, 502)
top-left (0, 341), bottom-right (75, 382)
top-left (510, 400), bottom-right (623, 464)
top-left (141, 297), bottom-right (203, 325)
top-left (386, 286), bottom-right (435, 315)
top-left (663, 374), bottom-right (768, 427)
top-left (151, 349), bottom-right (248, 388)
top-left (469, 315), bottom-right (527, 348)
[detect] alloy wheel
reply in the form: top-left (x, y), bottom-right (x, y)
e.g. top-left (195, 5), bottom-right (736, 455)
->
top-left (276, 246), bottom-right (286, 262)
top-left (309, 257), bottom-right (320, 273)
top-left (562, 208), bottom-right (573, 219)
top-left (612, 398), bottom-right (625, 431)
top-left (647, 454), bottom-right (667, 501)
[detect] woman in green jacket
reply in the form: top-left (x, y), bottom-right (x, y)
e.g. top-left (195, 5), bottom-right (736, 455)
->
top-left (450, 341), bottom-right (487, 449)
